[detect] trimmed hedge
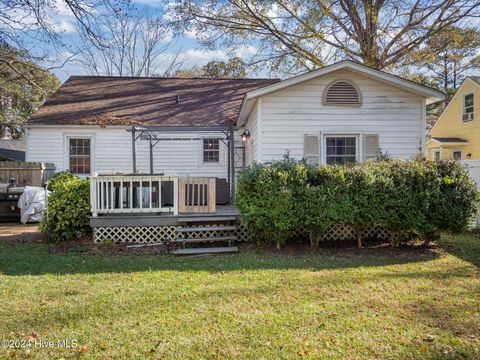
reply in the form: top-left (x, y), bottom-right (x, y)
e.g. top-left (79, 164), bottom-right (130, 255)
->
top-left (236, 157), bottom-right (479, 248)
top-left (39, 171), bottom-right (91, 242)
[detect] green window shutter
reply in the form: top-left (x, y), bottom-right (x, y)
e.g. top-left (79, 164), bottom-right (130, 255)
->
top-left (363, 134), bottom-right (379, 161)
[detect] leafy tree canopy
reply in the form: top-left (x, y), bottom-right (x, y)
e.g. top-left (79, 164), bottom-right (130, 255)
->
top-left (408, 26), bottom-right (480, 91)
top-left (0, 45), bottom-right (60, 138)
top-left (175, 57), bottom-right (247, 78)
top-left (173, 0), bottom-right (480, 75)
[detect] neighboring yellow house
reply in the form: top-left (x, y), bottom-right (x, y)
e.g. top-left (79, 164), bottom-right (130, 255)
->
top-left (427, 77), bottom-right (480, 160)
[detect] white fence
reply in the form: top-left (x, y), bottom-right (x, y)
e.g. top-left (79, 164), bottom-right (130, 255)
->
top-left (461, 160), bottom-right (480, 190)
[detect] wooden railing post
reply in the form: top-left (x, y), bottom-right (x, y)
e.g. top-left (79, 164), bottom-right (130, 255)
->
top-left (173, 177), bottom-right (179, 215)
top-left (90, 176), bottom-right (97, 217)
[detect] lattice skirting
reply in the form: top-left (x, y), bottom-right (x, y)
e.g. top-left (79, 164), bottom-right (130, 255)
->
top-left (93, 224), bottom-right (251, 244)
top-left (93, 223), bottom-right (401, 244)
top-left (289, 225), bottom-right (403, 242)
top-left (93, 226), bottom-right (178, 244)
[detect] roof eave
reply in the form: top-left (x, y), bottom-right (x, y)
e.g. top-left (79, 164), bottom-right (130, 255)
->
top-left (26, 124), bottom-right (133, 129)
top-left (426, 139), bottom-right (468, 146)
top-left (243, 60), bottom-right (445, 102)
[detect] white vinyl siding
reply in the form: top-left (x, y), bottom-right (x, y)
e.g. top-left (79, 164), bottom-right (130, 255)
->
top-left (244, 100), bottom-right (259, 165)
top-left (260, 69), bottom-right (423, 163)
top-left (26, 127), bottom-right (232, 178)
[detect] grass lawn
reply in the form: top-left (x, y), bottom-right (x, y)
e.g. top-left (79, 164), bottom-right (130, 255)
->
top-left (0, 235), bottom-right (479, 359)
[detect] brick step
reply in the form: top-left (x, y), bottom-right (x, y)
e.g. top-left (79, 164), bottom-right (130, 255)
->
top-left (173, 247), bottom-right (239, 256)
top-left (177, 225), bottom-right (237, 233)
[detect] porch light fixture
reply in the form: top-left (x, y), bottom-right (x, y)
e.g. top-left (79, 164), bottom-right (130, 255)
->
top-left (467, 153), bottom-right (472, 159)
top-left (241, 129), bottom-right (251, 142)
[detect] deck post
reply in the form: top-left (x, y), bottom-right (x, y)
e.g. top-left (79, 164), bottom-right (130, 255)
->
top-left (173, 177), bottom-right (179, 215)
top-left (227, 133), bottom-right (231, 193)
top-left (131, 126), bottom-right (137, 173)
top-left (149, 138), bottom-right (154, 175)
top-left (90, 176), bottom-right (97, 217)
top-left (229, 127), bottom-right (235, 203)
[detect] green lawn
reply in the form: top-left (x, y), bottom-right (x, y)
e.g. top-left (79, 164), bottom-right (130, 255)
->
top-left (0, 236), bottom-right (479, 359)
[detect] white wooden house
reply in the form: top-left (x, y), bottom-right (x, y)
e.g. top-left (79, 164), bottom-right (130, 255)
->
top-left (26, 61), bottom-right (443, 253)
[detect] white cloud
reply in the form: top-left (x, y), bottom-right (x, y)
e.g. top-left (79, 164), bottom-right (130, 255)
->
top-left (132, 0), bottom-right (164, 6)
top-left (48, 0), bottom-right (78, 33)
top-left (267, 3), bottom-right (280, 18)
top-left (184, 29), bottom-right (201, 40)
top-left (51, 19), bottom-right (77, 33)
top-left (53, 0), bottom-right (76, 16)
top-left (183, 49), bottom-right (227, 65)
top-left (233, 45), bottom-right (258, 59)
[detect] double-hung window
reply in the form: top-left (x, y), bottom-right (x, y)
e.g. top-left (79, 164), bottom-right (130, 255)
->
top-left (462, 93), bottom-right (474, 122)
top-left (325, 136), bottom-right (356, 164)
top-left (203, 139), bottom-right (220, 163)
top-left (69, 138), bottom-right (91, 174)
top-left (452, 150), bottom-right (462, 160)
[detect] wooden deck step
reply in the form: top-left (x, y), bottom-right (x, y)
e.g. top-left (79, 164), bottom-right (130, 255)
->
top-left (179, 236), bottom-right (236, 244)
top-left (177, 216), bottom-right (237, 223)
top-left (173, 247), bottom-right (239, 256)
top-left (177, 225), bottom-right (237, 233)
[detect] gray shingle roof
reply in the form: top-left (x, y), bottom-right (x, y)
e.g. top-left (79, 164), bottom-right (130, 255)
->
top-left (0, 140), bottom-right (25, 161)
top-left (27, 76), bottom-right (279, 127)
top-left (431, 137), bottom-right (468, 143)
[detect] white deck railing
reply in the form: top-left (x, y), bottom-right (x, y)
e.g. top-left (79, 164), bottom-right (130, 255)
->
top-left (90, 175), bottom-right (179, 217)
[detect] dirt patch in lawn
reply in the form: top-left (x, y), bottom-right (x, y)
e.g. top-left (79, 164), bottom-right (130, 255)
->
top-left (0, 223), bottom-right (43, 243)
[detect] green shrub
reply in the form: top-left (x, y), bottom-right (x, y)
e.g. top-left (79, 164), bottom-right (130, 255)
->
top-left (236, 157), bottom-right (307, 247)
top-left (40, 172), bottom-right (91, 242)
top-left (45, 170), bottom-right (75, 191)
top-left (236, 158), bottom-right (479, 248)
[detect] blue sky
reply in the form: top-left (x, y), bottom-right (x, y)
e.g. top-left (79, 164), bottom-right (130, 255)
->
top-left (23, 0), bottom-right (249, 83)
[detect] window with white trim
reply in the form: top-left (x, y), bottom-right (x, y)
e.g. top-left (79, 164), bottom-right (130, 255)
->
top-left (452, 150), bottom-right (462, 160)
top-left (203, 139), bottom-right (220, 163)
top-left (69, 138), bottom-right (91, 174)
top-left (462, 93), bottom-right (474, 121)
top-left (325, 136), bottom-right (356, 164)
top-left (433, 150), bottom-right (441, 161)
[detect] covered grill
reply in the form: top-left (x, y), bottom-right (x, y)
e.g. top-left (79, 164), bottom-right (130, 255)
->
top-left (0, 178), bottom-right (24, 221)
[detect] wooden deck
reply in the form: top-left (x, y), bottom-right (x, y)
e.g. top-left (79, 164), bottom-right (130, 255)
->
top-left (90, 205), bottom-right (240, 227)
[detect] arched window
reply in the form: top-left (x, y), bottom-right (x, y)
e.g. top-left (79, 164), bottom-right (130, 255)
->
top-left (323, 80), bottom-right (361, 105)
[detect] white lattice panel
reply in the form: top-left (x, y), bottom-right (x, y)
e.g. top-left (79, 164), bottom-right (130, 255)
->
top-left (93, 223), bottom-right (400, 244)
top-left (234, 224), bottom-right (251, 241)
top-left (93, 226), bottom-right (177, 244)
top-left (287, 225), bottom-right (399, 242)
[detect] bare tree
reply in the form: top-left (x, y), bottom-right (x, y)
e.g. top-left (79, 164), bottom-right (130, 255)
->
top-left (0, 0), bottom-right (115, 90)
top-left (173, 0), bottom-right (480, 74)
top-left (77, 1), bottom-right (185, 77)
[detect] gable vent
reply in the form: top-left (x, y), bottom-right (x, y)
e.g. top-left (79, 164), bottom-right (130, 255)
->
top-left (324, 80), bottom-right (361, 105)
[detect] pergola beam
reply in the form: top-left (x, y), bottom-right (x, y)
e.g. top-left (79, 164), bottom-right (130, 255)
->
top-left (128, 125), bottom-right (233, 133)
top-left (129, 125), bottom-right (237, 204)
